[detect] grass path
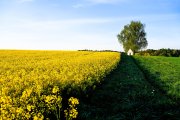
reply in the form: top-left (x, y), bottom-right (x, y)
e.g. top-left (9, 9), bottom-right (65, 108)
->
top-left (78, 54), bottom-right (180, 120)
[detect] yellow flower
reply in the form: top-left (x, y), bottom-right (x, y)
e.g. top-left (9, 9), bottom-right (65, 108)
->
top-left (27, 105), bottom-right (34, 112)
top-left (52, 86), bottom-right (59, 94)
top-left (33, 116), bottom-right (38, 120)
top-left (69, 97), bottom-right (79, 106)
top-left (44, 95), bottom-right (56, 104)
top-left (69, 108), bottom-right (78, 118)
top-left (16, 107), bottom-right (24, 114)
top-left (21, 88), bottom-right (32, 99)
top-left (33, 113), bottom-right (44, 120)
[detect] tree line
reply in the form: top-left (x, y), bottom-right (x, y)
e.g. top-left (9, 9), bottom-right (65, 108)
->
top-left (137, 48), bottom-right (180, 57)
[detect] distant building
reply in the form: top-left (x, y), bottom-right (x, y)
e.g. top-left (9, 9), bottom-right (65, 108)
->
top-left (127, 49), bottom-right (134, 55)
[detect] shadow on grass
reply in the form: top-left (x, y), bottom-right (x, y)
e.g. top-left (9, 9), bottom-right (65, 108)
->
top-left (132, 56), bottom-right (180, 102)
top-left (77, 53), bottom-right (180, 120)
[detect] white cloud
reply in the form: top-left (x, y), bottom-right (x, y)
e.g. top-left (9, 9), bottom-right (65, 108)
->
top-left (16, 0), bottom-right (34, 3)
top-left (1, 13), bottom-right (179, 50)
top-left (72, 4), bottom-right (85, 8)
top-left (0, 17), bottom-right (123, 50)
top-left (72, 0), bottom-right (126, 8)
top-left (11, 18), bottom-right (115, 30)
top-left (86, 0), bottom-right (124, 4)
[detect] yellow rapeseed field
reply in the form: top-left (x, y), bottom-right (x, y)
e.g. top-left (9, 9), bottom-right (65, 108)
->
top-left (0, 50), bottom-right (120, 120)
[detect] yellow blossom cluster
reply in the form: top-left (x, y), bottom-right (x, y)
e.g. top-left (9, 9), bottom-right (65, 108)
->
top-left (0, 50), bottom-right (120, 119)
top-left (64, 97), bottom-right (79, 120)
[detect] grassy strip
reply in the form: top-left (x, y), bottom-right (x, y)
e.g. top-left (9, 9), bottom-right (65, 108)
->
top-left (78, 54), bottom-right (180, 120)
top-left (133, 56), bottom-right (180, 100)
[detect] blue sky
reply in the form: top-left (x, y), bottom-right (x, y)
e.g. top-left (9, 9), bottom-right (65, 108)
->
top-left (0, 0), bottom-right (180, 51)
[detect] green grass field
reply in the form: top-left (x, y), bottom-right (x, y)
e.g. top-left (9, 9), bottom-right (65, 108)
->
top-left (133, 56), bottom-right (180, 99)
top-left (78, 54), bottom-right (180, 120)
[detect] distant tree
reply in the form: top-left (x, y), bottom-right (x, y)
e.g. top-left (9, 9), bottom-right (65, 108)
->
top-left (138, 48), bottom-right (180, 57)
top-left (117, 21), bottom-right (148, 52)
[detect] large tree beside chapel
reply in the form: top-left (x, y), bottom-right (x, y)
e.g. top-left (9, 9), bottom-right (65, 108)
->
top-left (117, 21), bottom-right (148, 52)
